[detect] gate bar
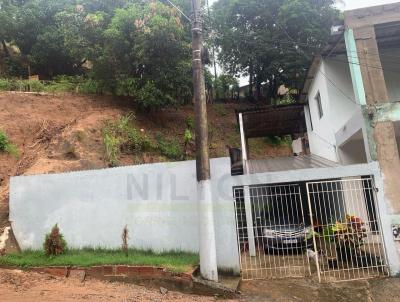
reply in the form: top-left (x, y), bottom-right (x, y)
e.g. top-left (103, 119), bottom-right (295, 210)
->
top-left (244, 186), bottom-right (256, 257)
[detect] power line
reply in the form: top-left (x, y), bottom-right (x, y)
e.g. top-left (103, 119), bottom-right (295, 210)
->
top-left (162, 0), bottom-right (192, 22)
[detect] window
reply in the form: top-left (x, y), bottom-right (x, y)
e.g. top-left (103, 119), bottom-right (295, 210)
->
top-left (315, 91), bottom-right (323, 119)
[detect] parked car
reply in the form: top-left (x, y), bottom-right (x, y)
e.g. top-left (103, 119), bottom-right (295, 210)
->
top-left (256, 216), bottom-right (313, 253)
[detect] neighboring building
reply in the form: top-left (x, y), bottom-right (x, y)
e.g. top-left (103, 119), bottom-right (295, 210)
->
top-left (301, 12), bottom-right (400, 166)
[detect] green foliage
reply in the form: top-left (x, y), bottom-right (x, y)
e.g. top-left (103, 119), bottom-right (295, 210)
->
top-left (29, 80), bottom-right (45, 92)
top-left (0, 78), bottom-right (13, 91)
top-left (212, 0), bottom-right (340, 99)
top-left (185, 116), bottom-right (194, 130)
top-left (213, 74), bottom-right (239, 101)
top-left (0, 248), bottom-right (199, 273)
top-left (45, 75), bottom-right (76, 93)
top-left (264, 135), bottom-right (292, 147)
top-left (77, 79), bottom-right (101, 94)
top-left (1, 0), bottom-right (192, 109)
top-left (0, 129), bottom-right (19, 158)
top-left (43, 224), bottom-right (67, 256)
top-left (156, 135), bottom-right (183, 160)
top-left (103, 132), bottom-right (121, 167)
top-left (103, 114), bottom-right (154, 166)
top-left (184, 129), bottom-right (193, 144)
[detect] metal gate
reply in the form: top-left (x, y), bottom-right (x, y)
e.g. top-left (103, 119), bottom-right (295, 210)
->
top-left (233, 177), bottom-right (389, 282)
top-left (233, 184), bottom-right (311, 280)
top-left (306, 178), bottom-right (389, 282)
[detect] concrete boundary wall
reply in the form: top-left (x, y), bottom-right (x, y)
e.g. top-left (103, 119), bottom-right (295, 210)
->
top-left (9, 158), bottom-right (400, 275)
top-left (10, 157), bottom-right (240, 273)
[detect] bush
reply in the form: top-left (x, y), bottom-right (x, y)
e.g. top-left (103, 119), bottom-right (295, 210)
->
top-left (77, 79), bottom-right (101, 94)
top-left (29, 80), bottom-right (45, 92)
top-left (136, 81), bottom-right (171, 110)
top-left (103, 132), bottom-right (120, 167)
top-left (102, 114), bottom-right (154, 166)
top-left (0, 78), bottom-right (13, 91)
top-left (43, 224), bottom-right (67, 256)
top-left (45, 76), bottom-right (77, 94)
top-left (0, 129), bottom-right (19, 158)
top-left (157, 135), bottom-right (183, 160)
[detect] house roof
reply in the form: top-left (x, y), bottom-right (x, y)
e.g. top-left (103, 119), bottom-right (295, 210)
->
top-left (235, 104), bottom-right (306, 138)
top-left (247, 154), bottom-right (338, 173)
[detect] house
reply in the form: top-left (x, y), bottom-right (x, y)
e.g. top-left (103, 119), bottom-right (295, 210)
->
top-left (229, 3), bottom-right (400, 282)
top-left (8, 3), bottom-right (400, 285)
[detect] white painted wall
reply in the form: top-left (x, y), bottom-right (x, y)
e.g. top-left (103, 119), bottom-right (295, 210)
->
top-left (10, 157), bottom-right (240, 273)
top-left (306, 57), bottom-right (362, 163)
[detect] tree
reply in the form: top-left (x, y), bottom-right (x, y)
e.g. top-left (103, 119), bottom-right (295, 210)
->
top-left (211, 0), bottom-right (340, 102)
top-left (101, 1), bottom-right (192, 109)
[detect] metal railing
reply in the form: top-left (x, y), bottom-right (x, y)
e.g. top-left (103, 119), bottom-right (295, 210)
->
top-left (233, 177), bottom-right (389, 282)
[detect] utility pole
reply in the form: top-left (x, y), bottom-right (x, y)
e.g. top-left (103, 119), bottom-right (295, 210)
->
top-left (191, 0), bottom-right (218, 282)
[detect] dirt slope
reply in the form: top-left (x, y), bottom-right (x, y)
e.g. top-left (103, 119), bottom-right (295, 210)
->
top-left (0, 92), bottom-right (289, 236)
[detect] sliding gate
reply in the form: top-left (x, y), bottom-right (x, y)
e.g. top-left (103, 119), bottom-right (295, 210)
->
top-left (233, 177), bottom-right (389, 282)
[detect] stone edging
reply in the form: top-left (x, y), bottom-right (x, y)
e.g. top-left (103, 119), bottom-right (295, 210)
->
top-left (25, 265), bottom-right (238, 298)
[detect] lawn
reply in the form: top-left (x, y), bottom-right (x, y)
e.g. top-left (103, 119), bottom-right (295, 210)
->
top-left (0, 249), bottom-right (199, 273)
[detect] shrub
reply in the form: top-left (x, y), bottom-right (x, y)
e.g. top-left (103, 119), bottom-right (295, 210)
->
top-left (77, 79), bottom-right (101, 94)
top-left (157, 135), bottom-right (183, 160)
top-left (0, 78), bottom-right (12, 91)
top-left (29, 80), bottom-right (45, 92)
top-left (45, 76), bottom-right (76, 94)
top-left (102, 114), bottom-right (154, 165)
top-left (0, 130), bottom-right (19, 158)
top-left (43, 224), bottom-right (67, 256)
top-left (103, 132), bottom-right (121, 167)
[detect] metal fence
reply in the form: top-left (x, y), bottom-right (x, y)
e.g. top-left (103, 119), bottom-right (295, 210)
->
top-left (307, 178), bottom-right (389, 282)
top-left (233, 177), bottom-right (389, 282)
top-left (233, 184), bottom-right (310, 280)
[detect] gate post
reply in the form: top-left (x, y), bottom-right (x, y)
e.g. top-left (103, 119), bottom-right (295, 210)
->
top-left (244, 186), bottom-right (256, 257)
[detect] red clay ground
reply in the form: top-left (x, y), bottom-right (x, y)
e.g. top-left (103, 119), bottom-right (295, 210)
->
top-left (1, 268), bottom-right (400, 302)
top-left (0, 92), bottom-right (288, 232)
top-left (0, 268), bottom-right (228, 302)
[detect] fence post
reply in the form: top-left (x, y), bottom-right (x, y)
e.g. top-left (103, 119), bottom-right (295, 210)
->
top-left (244, 186), bottom-right (256, 257)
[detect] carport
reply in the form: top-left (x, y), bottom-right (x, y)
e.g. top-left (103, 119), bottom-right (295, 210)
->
top-left (230, 106), bottom-right (392, 282)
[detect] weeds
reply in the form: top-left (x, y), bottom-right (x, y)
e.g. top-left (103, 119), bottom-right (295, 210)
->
top-left (103, 132), bottom-right (121, 167)
top-left (264, 135), bottom-right (292, 147)
top-left (0, 129), bottom-right (19, 158)
top-left (102, 114), bottom-right (154, 166)
top-left (156, 135), bottom-right (183, 160)
top-left (122, 225), bottom-right (129, 257)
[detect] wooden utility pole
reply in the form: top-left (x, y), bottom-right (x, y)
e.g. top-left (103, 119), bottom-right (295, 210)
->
top-left (191, 0), bottom-right (218, 282)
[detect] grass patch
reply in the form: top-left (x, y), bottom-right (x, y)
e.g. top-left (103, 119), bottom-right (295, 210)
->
top-left (0, 249), bottom-right (199, 273)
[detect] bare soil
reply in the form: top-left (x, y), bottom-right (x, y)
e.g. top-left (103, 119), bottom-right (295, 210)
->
top-left (0, 268), bottom-right (226, 302)
top-left (0, 268), bottom-right (399, 302)
top-left (0, 92), bottom-right (283, 233)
